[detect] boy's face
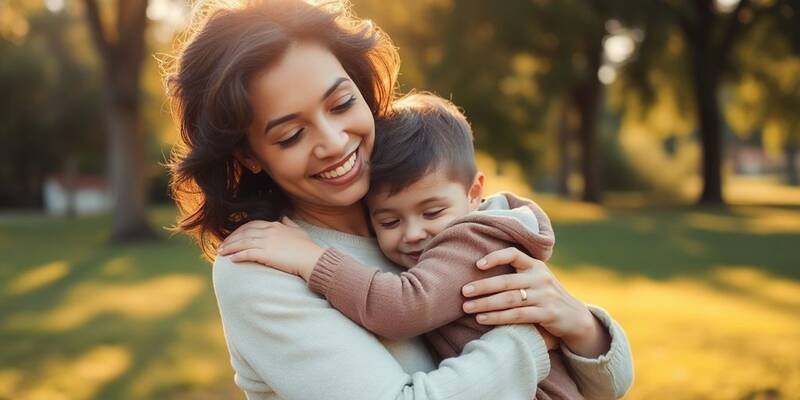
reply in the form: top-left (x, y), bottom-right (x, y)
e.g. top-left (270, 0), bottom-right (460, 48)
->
top-left (367, 168), bottom-right (483, 268)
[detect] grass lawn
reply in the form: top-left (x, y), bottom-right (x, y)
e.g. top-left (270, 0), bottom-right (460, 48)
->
top-left (1, 185), bottom-right (799, 399)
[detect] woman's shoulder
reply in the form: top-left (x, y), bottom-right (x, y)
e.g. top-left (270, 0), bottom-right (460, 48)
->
top-left (212, 255), bottom-right (324, 307)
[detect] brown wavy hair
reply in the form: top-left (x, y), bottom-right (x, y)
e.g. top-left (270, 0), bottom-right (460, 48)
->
top-left (164, 0), bottom-right (400, 259)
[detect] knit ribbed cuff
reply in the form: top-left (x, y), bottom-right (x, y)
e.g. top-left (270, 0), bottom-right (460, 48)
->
top-left (560, 304), bottom-right (634, 397)
top-left (307, 247), bottom-right (344, 297)
top-left (501, 325), bottom-right (552, 383)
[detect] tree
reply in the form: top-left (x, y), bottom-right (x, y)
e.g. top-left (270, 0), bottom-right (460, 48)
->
top-left (628, 0), bottom-right (788, 205)
top-left (725, 6), bottom-right (800, 186)
top-left (0, 9), bottom-right (105, 209)
top-left (83, 0), bottom-right (156, 240)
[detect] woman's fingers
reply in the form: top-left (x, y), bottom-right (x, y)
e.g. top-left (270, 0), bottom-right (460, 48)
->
top-left (474, 306), bottom-right (549, 326)
top-left (476, 247), bottom-right (544, 272)
top-left (463, 287), bottom-right (548, 313)
top-left (463, 273), bottom-right (528, 297)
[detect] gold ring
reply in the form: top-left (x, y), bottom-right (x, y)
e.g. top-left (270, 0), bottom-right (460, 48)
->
top-left (519, 288), bottom-right (528, 302)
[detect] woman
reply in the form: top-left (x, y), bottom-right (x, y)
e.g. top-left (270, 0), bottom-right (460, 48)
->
top-left (166, 1), bottom-right (633, 399)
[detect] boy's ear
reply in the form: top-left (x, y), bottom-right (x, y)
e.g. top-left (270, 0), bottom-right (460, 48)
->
top-left (234, 149), bottom-right (263, 174)
top-left (468, 172), bottom-right (485, 211)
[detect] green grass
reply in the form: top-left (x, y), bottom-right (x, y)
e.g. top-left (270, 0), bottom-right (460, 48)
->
top-left (0, 202), bottom-right (798, 399)
top-left (0, 207), bottom-right (240, 399)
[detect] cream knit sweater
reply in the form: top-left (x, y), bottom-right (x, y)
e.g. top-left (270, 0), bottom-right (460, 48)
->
top-left (212, 221), bottom-right (633, 399)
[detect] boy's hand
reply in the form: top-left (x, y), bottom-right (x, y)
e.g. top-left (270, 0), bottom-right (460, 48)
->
top-left (218, 217), bottom-right (324, 281)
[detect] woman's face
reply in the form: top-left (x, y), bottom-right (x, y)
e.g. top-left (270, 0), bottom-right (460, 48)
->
top-left (241, 41), bottom-right (375, 209)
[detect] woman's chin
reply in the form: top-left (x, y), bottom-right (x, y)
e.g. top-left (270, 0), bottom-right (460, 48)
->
top-left (313, 176), bottom-right (370, 207)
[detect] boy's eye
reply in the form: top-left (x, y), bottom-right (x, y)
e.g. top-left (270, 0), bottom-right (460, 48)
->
top-left (423, 208), bottom-right (445, 218)
top-left (378, 219), bottom-right (400, 229)
top-left (277, 128), bottom-right (304, 147)
top-left (331, 95), bottom-right (356, 114)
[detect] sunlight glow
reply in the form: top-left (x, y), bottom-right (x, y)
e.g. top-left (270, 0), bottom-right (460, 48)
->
top-left (14, 346), bottom-right (131, 400)
top-left (715, 0), bottom-right (741, 13)
top-left (6, 275), bottom-right (205, 331)
top-left (603, 34), bottom-right (636, 64)
top-left (7, 261), bottom-right (70, 296)
top-left (553, 264), bottom-right (800, 399)
top-left (598, 65), bottom-right (617, 85)
top-left (45, 0), bottom-right (64, 13)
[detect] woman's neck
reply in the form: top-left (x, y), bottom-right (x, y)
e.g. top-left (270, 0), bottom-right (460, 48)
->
top-left (289, 200), bottom-right (372, 236)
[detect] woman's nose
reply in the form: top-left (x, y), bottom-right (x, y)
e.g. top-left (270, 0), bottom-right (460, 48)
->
top-left (313, 118), bottom-right (348, 160)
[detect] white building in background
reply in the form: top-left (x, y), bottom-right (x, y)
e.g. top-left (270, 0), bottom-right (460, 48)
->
top-left (43, 175), bottom-right (110, 216)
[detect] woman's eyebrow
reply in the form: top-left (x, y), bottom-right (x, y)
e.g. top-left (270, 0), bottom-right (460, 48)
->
top-left (264, 77), bottom-right (351, 135)
top-left (265, 113), bottom-right (300, 135)
top-left (322, 77), bottom-right (350, 100)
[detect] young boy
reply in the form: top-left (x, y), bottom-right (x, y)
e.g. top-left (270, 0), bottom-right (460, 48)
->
top-left (255, 93), bottom-right (582, 399)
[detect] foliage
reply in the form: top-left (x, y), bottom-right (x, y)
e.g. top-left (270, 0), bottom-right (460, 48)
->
top-left (0, 10), bottom-right (105, 207)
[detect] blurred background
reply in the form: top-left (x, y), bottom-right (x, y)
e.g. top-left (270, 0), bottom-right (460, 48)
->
top-left (1, 0), bottom-right (798, 398)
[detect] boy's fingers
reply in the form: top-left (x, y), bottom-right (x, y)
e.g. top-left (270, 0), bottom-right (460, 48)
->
top-left (220, 237), bottom-right (264, 255)
top-left (281, 216), bottom-right (300, 227)
top-left (224, 222), bottom-right (278, 244)
top-left (229, 249), bottom-right (259, 264)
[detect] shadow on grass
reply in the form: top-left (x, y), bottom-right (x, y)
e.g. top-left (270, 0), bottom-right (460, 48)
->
top-left (550, 205), bottom-right (800, 281)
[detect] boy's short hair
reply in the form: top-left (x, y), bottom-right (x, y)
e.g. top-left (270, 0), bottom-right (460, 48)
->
top-left (369, 93), bottom-right (477, 196)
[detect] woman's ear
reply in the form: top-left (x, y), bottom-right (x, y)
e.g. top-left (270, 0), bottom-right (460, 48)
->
top-left (234, 150), bottom-right (263, 174)
top-left (468, 172), bottom-right (485, 211)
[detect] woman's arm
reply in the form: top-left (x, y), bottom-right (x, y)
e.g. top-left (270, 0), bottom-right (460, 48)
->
top-left (460, 248), bottom-right (634, 399)
top-left (213, 256), bottom-right (552, 400)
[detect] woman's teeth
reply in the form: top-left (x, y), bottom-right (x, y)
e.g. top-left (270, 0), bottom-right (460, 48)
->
top-left (318, 151), bottom-right (357, 180)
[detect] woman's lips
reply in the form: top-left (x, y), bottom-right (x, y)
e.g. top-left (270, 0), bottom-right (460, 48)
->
top-left (312, 147), bottom-right (363, 186)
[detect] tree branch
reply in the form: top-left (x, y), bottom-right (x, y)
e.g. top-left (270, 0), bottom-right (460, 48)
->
top-left (717, 0), bottom-right (751, 62)
top-left (117, 0), bottom-right (148, 51)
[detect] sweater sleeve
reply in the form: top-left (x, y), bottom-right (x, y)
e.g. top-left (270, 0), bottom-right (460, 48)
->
top-left (214, 256), bottom-right (552, 400)
top-left (559, 305), bottom-right (635, 399)
top-left (307, 223), bottom-right (515, 340)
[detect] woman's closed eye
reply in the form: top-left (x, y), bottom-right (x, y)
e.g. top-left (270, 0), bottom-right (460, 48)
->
top-left (277, 127), bottom-right (304, 148)
top-left (331, 94), bottom-right (356, 114)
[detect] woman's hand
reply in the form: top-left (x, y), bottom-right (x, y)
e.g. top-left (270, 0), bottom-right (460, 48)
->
top-left (461, 247), bottom-right (611, 358)
top-left (218, 217), bottom-right (324, 281)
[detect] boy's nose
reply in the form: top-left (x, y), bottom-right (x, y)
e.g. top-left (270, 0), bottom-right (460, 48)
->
top-left (403, 225), bottom-right (428, 243)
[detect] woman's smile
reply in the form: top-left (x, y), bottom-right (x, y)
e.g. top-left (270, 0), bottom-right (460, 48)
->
top-left (313, 144), bottom-right (365, 186)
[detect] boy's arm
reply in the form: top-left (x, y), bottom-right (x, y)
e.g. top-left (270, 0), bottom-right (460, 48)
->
top-left (308, 222), bottom-right (515, 340)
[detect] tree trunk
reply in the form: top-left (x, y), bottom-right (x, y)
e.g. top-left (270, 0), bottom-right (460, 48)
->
top-left (787, 140), bottom-right (799, 186)
top-left (556, 101), bottom-right (573, 197)
top-left (107, 94), bottom-right (155, 241)
top-left (84, 0), bottom-right (156, 241)
top-left (573, 40), bottom-right (604, 203)
top-left (64, 156), bottom-right (78, 218)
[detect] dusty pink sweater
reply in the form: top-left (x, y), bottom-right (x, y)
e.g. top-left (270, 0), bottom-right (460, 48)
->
top-left (308, 192), bottom-right (582, 400)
